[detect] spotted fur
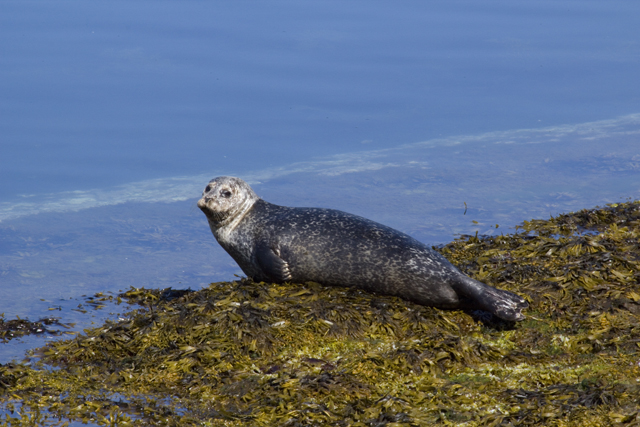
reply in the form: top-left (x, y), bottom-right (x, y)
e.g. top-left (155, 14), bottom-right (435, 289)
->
top-left (198, 176), bottom-right (528, 321)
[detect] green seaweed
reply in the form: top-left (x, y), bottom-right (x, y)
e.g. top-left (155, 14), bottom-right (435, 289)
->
top-left (2, 201), bottom-right (640, 426)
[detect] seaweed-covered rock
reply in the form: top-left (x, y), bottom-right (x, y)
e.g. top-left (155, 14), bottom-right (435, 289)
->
top-left (1, 201), bottom-right (640, 426)
top-left (0, 316), bottom-right (65, 342)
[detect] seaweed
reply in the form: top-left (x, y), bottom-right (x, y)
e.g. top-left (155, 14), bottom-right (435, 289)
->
top-left (0, 316), bottom-right (67, 342)
top-left (1, 201), bottom-right (640, 426)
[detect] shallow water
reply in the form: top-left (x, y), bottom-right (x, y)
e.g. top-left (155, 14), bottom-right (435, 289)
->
top-left (1, 0), bottom-right (640, 363)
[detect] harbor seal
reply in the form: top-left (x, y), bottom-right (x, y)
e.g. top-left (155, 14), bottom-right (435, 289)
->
top-left (197, 176), bottom-right (528, 321)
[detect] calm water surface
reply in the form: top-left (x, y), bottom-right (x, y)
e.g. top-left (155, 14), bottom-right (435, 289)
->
top-left (1, 0), bottom-right (639, 362)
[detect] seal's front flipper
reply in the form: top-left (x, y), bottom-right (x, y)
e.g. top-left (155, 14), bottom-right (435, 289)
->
top-left (255, 245), bottom-right (293, 283)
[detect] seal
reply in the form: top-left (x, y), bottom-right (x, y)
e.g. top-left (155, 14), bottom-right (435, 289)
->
top-left (197, 176), bottom-right (528, 321)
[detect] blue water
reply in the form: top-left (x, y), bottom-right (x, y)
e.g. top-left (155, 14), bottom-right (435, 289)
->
top-left (1, 0), bottom-right (640, 363)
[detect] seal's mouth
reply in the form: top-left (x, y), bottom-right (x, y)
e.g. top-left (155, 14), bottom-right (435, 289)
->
top-left (197, 197), bottom-right (209, 211)
top-left (197, 197), bottom-right (228, 224)
top-left (197, 197), bottom-right (216, 218)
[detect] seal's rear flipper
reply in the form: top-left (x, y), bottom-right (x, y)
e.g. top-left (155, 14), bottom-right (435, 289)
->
top-left (453, 275), bottom-right (528, 321)
top-left (477, 285), bottom-right (528, 321)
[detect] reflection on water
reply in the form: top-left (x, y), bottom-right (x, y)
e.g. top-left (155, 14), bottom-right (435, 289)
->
top-left (2, 113), bottom-right (639, 224)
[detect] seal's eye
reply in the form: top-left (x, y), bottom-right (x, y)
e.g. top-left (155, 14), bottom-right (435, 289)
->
top-left (205, 185), bottom-right (212, 192)
top-left (221, 190), bottom-right (232, 198)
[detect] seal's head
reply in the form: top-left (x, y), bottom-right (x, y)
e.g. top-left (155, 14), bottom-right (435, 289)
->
top-left (197, 176), bottom-right (259, 228)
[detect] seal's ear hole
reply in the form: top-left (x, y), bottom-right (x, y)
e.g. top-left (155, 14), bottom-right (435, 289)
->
top-left (221, 189), bottom-right (232, 198)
